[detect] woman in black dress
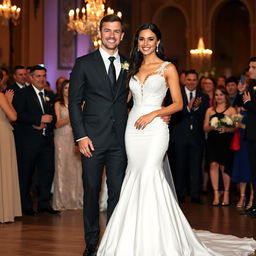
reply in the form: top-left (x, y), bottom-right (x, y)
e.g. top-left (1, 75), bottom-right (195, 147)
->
top-left (204, 86), bottom-right (236, 206)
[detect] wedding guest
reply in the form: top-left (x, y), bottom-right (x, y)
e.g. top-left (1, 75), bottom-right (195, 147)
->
top-left (7, 65), bottom-right (27, 92)
top-left (216, 75), bottom-right (226, 86)
top-left (13, 65), bottom-right (58, 216)
top-left (55, 76), bottom-right (67, 97)
top-left (204, 86), bottom-right (236, 206)
top-left (170, 69), bottom-right (209, 203)
top-left (241, 57), bottom-right (256, 218)
top-left (200, 77), bottom-right (216, 106)
top-left (52, 80), bottom-right (83, 210)
top-left (231, 106), bottom-right (253, 209)
top-left (225, 76), bottom-right (238, 106)
top-left (0, 70), bottom-right (22, 223)
top-left (0, 67), bottom-right (10, 92)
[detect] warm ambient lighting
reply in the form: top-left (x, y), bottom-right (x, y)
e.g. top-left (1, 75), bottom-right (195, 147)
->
top-left (67, 0), bottom-right (122, 48)
top-left (190, 37), bottom-right (213, 57)
top-left (0, 0), bottom-right (21, 25)
top-left (190, 37), bottom-right (213, 72)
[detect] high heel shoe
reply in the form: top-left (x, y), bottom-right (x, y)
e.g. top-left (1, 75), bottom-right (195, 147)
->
top-left (221, 190), bottom-right (230, 206)
top-left (212, 189), bottom-right (220, 206)
top-left (236, 194), bottom-right (246, 208)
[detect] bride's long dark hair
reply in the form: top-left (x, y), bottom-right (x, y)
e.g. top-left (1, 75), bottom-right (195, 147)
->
top-left (127, 23), bottom-right (165, 83)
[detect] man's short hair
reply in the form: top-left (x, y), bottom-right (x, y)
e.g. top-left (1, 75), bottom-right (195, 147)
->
top-left (30, 65), bottom-right (47, 74)
top-left (185, 69), bottom-right (198, 78)
top-left (225, 76), bottom-right (238, 85)
top-left (14, 65), bottom-right (25, 73)
top-left (249, 57), bottom-right (256, 62)
top-left (99, 14), bottom-right (123, 31)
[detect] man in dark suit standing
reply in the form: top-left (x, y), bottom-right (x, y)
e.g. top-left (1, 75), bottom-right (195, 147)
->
top-left (68, 15), bottom-right (128, 256)
top-left (170, 69), bottom-right (209, 203)
top-left (241, 57), bottom-right (256, 218)
top-left (13, 65), bottom-right (58, 216)
top-left (7, 65), bottom-right (27, 92)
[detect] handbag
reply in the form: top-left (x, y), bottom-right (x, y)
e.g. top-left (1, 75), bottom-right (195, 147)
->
top-left (230, 128), bottom-right (240, 151)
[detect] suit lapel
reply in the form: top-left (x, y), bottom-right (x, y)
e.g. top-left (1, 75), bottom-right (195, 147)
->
top-left (93, 50), bottom-right (114, 97)
top-left (182, 88), bottom-right (188, 105)
top-left (29, 85), bottom-right (44, 114)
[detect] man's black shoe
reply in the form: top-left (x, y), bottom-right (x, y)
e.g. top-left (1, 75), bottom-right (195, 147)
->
top-left (83, 245), bottom-right (97, 256)
top-left (240, 206), bottom-right (256, 215)
top-left (38, 207), bottom-right (60, 214)
top-left (23, 209), bottom-right (37, 216)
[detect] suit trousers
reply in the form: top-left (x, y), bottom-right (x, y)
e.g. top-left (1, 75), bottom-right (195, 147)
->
top-left (173, 135), bottom-right (204, 200)
top-left (81, 129), bottom-right (127, 246)
top-left (16, 135), bottom-right (54, 210)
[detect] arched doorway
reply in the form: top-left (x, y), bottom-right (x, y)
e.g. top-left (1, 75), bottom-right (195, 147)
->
top-left (213, 0), bottom-right (250, 77)
top-left (154, 6), bottom-right (187, 72)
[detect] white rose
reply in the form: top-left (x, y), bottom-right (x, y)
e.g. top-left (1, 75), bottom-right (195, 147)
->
top-left (210, 117), bottom-right (219, 128)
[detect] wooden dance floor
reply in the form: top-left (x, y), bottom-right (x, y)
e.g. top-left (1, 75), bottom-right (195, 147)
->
top-left (0, 195), bottom-right (255, 256)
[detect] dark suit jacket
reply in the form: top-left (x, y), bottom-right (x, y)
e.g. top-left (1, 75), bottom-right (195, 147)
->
top-left (7, 83), bottom-right (24, 93)
top-left (13, 85), bottom-right (56, 146)
top-left (170, 88), bottom-right (209, 143)
top-left (244, 79), bottom-right (256, 141)
top-left (69, 50), bottom-right (129, 148)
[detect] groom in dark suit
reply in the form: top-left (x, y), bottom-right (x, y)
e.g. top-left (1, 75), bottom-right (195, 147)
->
top-left (13, 65), bottom-right (58, 216)
top-left (69, 15), bottom-right (129, 256)
top-left (170, 70), bottom-right (209, 203)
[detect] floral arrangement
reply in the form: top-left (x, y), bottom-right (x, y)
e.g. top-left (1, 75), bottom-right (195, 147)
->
top-left (121, 61), bottom-right (129, 71)
top-left (210, 115), bottom-right (233, 129)
top-left (231, 113), bottom-right (243, 125)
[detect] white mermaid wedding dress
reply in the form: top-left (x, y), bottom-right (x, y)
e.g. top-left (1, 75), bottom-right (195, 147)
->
top-left (97, 62), bottom-right (256, 256)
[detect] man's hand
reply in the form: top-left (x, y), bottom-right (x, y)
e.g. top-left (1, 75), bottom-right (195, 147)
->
top-left (161, 115), bottom-right (171, 125)
top-left (188, 97), bottom-right (195, 109)
top-left (78, 137), bottom-right (95, 158)
top-left (193, 97), bottom-right (202, 109)
top-left (32, 123), bottom-right (47, 130)
top-left (243, 91), bottom-right (251, 103)
top-left (41, 114), bottom-right (53, 123)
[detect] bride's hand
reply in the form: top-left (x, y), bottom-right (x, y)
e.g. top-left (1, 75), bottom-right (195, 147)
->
top-left (135, 112), bottom-right (156, 130)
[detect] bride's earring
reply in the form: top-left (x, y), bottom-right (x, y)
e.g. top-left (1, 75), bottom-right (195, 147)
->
top-left (156, 45), bottom-right (159, 53)
top-left (137, 47), bottom-right (140, 52)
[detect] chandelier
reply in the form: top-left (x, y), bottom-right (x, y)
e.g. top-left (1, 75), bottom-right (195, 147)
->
top-left (190, 37), bottom-right (213, 72)
top-left (0, 0), bottom-right (21, 25)
top-left (68, 0), bottom-right (122, 48)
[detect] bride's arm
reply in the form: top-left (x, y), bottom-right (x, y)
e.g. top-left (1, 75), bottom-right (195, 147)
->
top-left (127, 91), bottom-right (132, 103)
top-left (135, 63), bottom-right (183, 130)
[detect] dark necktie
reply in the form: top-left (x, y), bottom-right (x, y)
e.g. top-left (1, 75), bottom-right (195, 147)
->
top-left (39, 91), bottom-right (47, 113)
top-left (108, 56), bottom-right (116, 87)
top-left (189, 91), bottom-right (193, 101)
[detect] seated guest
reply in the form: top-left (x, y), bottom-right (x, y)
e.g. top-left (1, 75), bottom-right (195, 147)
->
top-left (13, 65), bottom-right (58, 216)
top-left (52, 80), bottom-right (83, 210)
top-left (7, 65), bottom-right (27, 92)
top-left (204, 86), bottom-right (236, 206)
top-left (0, 70), bottom-right (22, 223)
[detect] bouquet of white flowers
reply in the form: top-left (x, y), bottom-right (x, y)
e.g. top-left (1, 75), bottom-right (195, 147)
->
top-left (210, 115), bottom-right (233, 129)
top-left (231, 113), bottom-right (243, 126)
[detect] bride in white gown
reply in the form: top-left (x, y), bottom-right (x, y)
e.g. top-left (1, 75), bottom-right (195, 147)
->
top-left (97, 23), bottom-right (256, 256)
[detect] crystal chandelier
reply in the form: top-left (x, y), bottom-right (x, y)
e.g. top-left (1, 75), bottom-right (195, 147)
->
top-left (0, 0), bottom-right (21, 25)
top-left (190, 37), bottom-right (213, 72)
top-left (68, 0), bottom-right (122, 47)
top-left (190, 37), bottom-right (213, 57)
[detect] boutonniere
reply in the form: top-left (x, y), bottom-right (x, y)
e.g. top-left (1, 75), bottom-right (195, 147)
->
top-left (121, 61), bottom-right (129, 71)
top-left (45, 96), bottom-right (50, 102)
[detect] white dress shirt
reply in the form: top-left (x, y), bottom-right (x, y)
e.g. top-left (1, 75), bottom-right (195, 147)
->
top-left (32, 85), bottom-right (45, 113)
top-left (99, 47), bottom-right (121, 80)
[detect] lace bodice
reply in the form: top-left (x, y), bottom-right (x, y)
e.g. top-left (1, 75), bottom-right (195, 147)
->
top-left (129, 61), bottom-right (170, 107)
